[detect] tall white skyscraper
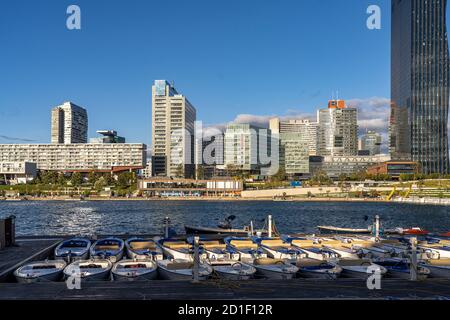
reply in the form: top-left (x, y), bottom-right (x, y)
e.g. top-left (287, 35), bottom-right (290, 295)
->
top-left (51, 102), bottom-right (88, 144)
top-left (317, 100), bottom-right (358, 156)
top-left (269, 118), bottom-right (318, 156)
top-left (151, 80), bottom-right (196, 178)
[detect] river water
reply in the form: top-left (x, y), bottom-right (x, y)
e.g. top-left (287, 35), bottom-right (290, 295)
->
top-left (0, 200), bottom-right (449, 236)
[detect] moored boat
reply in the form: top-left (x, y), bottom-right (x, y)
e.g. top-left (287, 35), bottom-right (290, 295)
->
top-left (420, 259), bottom-right (450, 278)
top-left (125, 238), bottom-right (163, 260)
top-left (158, 238), bottom-right (206, 261)
top-left (195, 239), bottom-right (232, 260)
top-left (285, 237), bottom-right (340, 261)
top-left (317, 226), bottom-right (371, 234)
top-left (64, 259), bottom-right (112, 281)
top-left (374, 258), bottom-right (430, 280)
top-left (90, 237), bottom-right (125, 262)
top-left (225, 237), bottom-right (267, 261)
top-left (419, 245), bottom-right (450, 259)
top-left (111, 259), bottom-right (158, 281)
top-left (251, 258), bottom-right (299, 280)
top-left (54, 238), bottom-right (91, 262)
top-left (157, 259), bottom-right (213, 280)
top-left (296, 259), bottom-right (342, 279)
top-left (255, 238), bottom-right (307, 261)
top-left (337, 259), bottom-right (387, 279)
top-left (14, 260), bottom-right (67, 283)
top-left (207, 259), bottom-right (256, 280)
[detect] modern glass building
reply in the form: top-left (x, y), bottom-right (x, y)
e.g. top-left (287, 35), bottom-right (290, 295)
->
top-left (390, 0), bottom-right (450, 174)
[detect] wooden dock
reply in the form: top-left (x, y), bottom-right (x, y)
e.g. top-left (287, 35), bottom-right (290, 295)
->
top-left (0, 278), bottom-right (449, 300)
top-left (0, 238), bottom-right (61, 282)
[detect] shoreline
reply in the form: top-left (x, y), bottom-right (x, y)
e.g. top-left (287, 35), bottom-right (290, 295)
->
top-left (0, 196), bottom-right (401, 203)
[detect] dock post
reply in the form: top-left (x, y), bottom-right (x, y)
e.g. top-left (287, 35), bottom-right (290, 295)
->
top-left (250, 220), bottom-right (254, 236)
top-left (164, 217), bottom-right (170, 238)
top-left (410, 237), bottom-right (418, 281)
top-left (193, 235), bottom-right (200, 283)
top-left (268, 215), bottom-right (273, 238)
top-left (374, 215), bottom-right (380, 241)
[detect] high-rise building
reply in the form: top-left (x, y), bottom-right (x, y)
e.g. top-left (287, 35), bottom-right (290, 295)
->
top-left (51, 102), bottom-right (88, 144)
top-left (224, 124), bottom-right (274, 173)
top-left (269, 118), bottom-right (318, 156)
top-left (151, 80), bottom-right (196, 178)
top-left (360, 131), bottom-right (382, 156)
top-left (317, 100), bottom-right (358, 156)
top-left (390, 0), bottom-right (450, 174)
top-left (279, 133), bottom-right (310, 175)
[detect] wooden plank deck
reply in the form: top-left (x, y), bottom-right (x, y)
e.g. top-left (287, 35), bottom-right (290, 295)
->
top-left (0, 238), bottom-right (62, 282)
top-left (0, 278), bottom-right (449, 300)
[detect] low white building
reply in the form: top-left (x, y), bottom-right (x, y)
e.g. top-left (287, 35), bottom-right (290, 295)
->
top-left (0, 162), bottom-right (37, 184)
top-left (0, 144), bottom-right (146, 173)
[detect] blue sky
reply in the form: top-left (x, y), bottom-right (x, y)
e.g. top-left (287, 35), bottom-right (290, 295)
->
top-left (1, 0), bottom-right (396, 146)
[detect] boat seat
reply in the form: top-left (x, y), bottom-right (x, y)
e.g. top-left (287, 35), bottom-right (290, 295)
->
top-left (425, 259), bottom-right (450, 266)
top-left (201, 241), bottom-right (222, 246)
top-left (254, 258), bottom-right (285, 266)
top-left (166, 262), bottom-right (193, 270)
top-left (261, 240), bottom-right (285, 246)
top-left (130, 242), bottom-right (157, 250)
top-left (230, 241), bottom-right (257, 249)
top-left (291, 240), bottom-right (319, 247)
top-left (165, 243), bottom-right (190, 249)
top-left (96, 245), bottom-right (119, 250)
top-left (203, 244), bottom-right (227, 249)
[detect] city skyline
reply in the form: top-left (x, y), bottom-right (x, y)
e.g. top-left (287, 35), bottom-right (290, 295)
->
top-left (1, 0), bottom-right (394, 148)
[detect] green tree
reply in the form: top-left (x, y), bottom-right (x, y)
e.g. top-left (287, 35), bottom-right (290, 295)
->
top-left (94, 177), bottom-right (106, 191)
top-left (57, 173), bottom-right (67, 187)
top-left (88, 171), bottom-right (99, 185)
top-left (70, 172), bottom-right (83, 187)
top-left (117, 172), bottom-right (131, 188)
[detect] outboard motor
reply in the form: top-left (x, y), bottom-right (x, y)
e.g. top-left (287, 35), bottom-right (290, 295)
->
top-left (218, 215), bottom-right (236, 229)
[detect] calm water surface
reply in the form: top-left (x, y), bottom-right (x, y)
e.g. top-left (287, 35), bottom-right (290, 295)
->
top-left (0, 200), bottom-right (449, 236)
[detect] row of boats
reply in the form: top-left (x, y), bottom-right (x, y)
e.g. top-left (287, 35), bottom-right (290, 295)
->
top-left (13, 232), bottom-right (450, 283)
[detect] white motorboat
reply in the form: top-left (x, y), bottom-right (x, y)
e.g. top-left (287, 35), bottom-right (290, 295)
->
top-left (296, 259), bottom-right (342, 279)
top-left (284, 237), bottom-right (339, 260)
top-left (54, 238), bottom-right (91, 262)
top-left (112, 259), bottom-right (158, 281)
top-left (251, 258), bottom-right (299, 280)
top-left (125, 238), bottom-right (163, 260)
top-left (197, 240), bottom-right (232, 260)
top-left (374, 258), bottom-right (431, 280)
top-left (225, 238), bottom-right (267, 262)
top-left (419, 245), bottom-right (450, 259)
top-left (90, 237), bottom-right (125, 262)
top-left (256, 238), bottom-right (307, 261)
top-left (420, 259), bottom-right (450, 278)
top-left (207, 259), bottom-right (256, 280)
top-left (64, 259), bottom-right (113, 281)
top-left (337, 259), bottom-right (387, 279)
top-left (157, 259), bottom-right (213, 280)
top-left (322, 244), bottom-right (363, 260)
top-left (158, 239), bottom-right (206, 261)
top-left (14, 260), bottom-right (67, 283)
top-left (334, 237), bottom-right (394, 258)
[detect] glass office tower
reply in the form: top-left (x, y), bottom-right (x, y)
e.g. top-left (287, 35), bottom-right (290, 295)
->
top-left (390, 0), bottom-right (450, 174)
